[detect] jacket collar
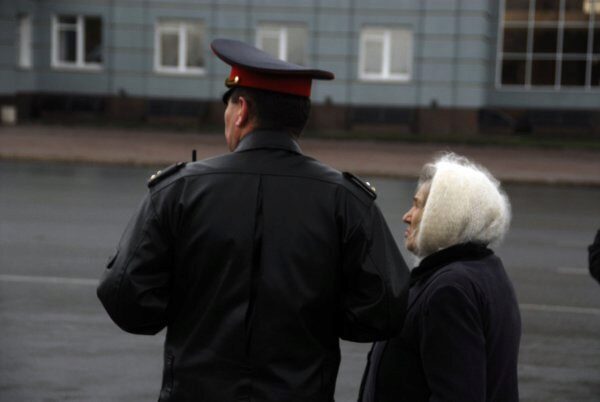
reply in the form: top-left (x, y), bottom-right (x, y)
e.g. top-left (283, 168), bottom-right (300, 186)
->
top-left (410, 242), bottom-right (493, 287)
top-left (234, 130), bottom-right (303, 154)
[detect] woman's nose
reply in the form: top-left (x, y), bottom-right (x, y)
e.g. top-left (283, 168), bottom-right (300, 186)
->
top-left (403, 209), bottom-right (412, 224)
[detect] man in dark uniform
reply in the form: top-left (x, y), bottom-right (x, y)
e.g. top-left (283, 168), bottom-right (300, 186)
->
top-left (97, 38), bottom-right (409, 402)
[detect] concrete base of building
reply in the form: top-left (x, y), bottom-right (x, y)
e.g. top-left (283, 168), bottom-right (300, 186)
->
top-left (4, 92), bottom-right (600, 138)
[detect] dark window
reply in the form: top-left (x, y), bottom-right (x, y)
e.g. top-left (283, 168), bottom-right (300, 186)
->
top-left (59, 29), bottom-right (77, 63)
top-left (535, 0), bottom-right (560, 22)
top-left (54, 15), bottom-right (102, 67)
top-left (84, 17), bottom-right (102, 63)
top-left (531, 60), bottom-right (556, 85)
top-left (504, 28), bottom-right (529, 53)
top-left (533, 28), bottom-right (558, 53)
top-left (502, 59), bottom-right (527, 85)
top-left (564, 0), bottom-right (590, 22)
top-left (594, 28), bottom-right (600, 54)
top-left (561, 60), bottom-right (588, 86)
top-left (591, 60), bottom-right (600, 86)
top-left (563, 28), bottom-right (589, 54)
top-left (500, 0), bottom-right (599, 89)
top-left (505, 0), bottom-right (531, 22)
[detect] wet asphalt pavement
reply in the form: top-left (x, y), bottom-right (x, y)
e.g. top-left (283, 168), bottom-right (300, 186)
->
top-left (1, 160), bottom-right (599, 401)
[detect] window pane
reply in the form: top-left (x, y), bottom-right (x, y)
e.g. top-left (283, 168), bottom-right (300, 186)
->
top-left (503, 28), bottom-right (529, 53)
top-left (186, 25), bottom-right (204, 68)
top-left (84, 17), bottom-right (102, 63)
top-left (561, 60), bottom-right (587, 85)
top-left (563, 28), bottom-right (589, 54)
top-left (531, 59), bottom-right (556, 85)
top-left (59, 28), bottom-right (77, 62)
top-left (505, 0), bottom-right (531, 22)
top-left (591, 60), bottom-right (600, 86)
top-left (259, 31), bottom-right (281, 59)
top-left (18, 15), bottom-right (32, 67)
top-left (287, 26), bottom-right (307, 65)
top-left (535, 0), bottom-right (560, 22)
top-left (59, 15), bottom-right (77, 25)
top-left (564, 0), bottom-right (591, 22)
top-left (364, 38), bottom-right (384, 74)
top-left (390, 30), bottom-right (411, 75)
top-left (594, 28), bottom-right (600, 54)
top-left (532, 28), bottom-right (558, 53)
top-left (501, 59), bottom-right (527, 85)
top-left (160, 32), bottom-right (179, 67)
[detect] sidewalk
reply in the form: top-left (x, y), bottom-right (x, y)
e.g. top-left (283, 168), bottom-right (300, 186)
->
top-left (1, 124), bottom-right (599, 186)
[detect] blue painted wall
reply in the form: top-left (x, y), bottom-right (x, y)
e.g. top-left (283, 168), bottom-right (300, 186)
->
top-left (0, 0), bottom-right (597, 110)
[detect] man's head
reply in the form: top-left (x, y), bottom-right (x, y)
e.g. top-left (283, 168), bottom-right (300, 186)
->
top-left (403, 153), bottom-right (511, 257)
top-left (211, 38), bottom-right (334, 150)
top-left (223, 87), bottom-right (311, 151)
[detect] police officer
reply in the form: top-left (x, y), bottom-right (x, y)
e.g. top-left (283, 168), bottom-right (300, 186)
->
top-left (97, 38), bottom-right (409, 402)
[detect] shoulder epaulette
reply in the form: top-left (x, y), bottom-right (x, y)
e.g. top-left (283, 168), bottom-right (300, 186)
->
top-left (148, 162), bottom-right (186, 188)
top-left (343, 172), bottom-right (377, 200)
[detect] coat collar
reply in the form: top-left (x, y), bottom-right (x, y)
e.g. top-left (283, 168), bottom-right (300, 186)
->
top-left (410, 242), bottom-right (493, 287)
top-left (234, 130), bottom-right (303, 154)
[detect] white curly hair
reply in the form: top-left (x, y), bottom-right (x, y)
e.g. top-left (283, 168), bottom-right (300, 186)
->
top-left (414, 153), bottom-right (511, 258)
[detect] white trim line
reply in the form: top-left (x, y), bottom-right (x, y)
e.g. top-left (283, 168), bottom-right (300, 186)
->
top-left (0, 274), bottom-right (97, 286)
top-left (520, 303), bottom-right (600, 316)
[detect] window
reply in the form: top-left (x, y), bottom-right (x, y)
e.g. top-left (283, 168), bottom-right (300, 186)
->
top-left (359, 28), bottom-right (413, 81)
top-left (498, 0), bottom-right (600, 89)
top-left (17, 14), bottom-right (32, 68)
top-left (155, 21), bottom-right (205, 74)
top-left (52, 15), bottom-right (102, 69)
top-left (256, 24), bottom-right (308, 65)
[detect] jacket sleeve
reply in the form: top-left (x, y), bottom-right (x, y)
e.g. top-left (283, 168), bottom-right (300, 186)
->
top-left (420, 285), bottom-right (486, 402)
top-left (589, 229), bottom-right (600, 284)
top-left (339, 202), bottom-right (410, 342)
top-left (97, 192), bottom-right (172, 335)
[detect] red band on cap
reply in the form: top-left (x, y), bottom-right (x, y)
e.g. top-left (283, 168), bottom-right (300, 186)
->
top-left (228, 66), bottom-right (312, 97)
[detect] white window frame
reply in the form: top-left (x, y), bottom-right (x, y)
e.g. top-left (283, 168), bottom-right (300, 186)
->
top-left (256, 25), bottom-right (288, 61)
top-left (359, 28), bottom-right (413, 82)
top-left (17, 14), bottom-right (33, 69)
top-left (51, 15), bottom-right (102, 70)
top-left (154, 21), bottom-right (205, 75)
top-left (255, 24), bottom-right (308, 65)
top-left (496, 0), bottom-right (600, 91)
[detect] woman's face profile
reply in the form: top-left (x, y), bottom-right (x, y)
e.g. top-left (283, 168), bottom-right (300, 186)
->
top-left (402, 183), bottom-right (429, 254)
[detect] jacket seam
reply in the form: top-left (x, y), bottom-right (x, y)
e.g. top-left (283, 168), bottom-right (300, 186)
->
top-left (153, 170), bottom-right (374, 207)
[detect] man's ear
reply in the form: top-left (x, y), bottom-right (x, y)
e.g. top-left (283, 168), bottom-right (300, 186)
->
top-left (235, 96), bottom-right (250, 127)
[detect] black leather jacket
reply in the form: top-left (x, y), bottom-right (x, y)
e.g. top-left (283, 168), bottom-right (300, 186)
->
top-left (97, 130), bottom-right (409, 402)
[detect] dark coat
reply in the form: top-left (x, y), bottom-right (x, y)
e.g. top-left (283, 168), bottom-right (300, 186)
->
top-left (589, 229), bottom-right (600, 284)
top-left (359, 243), bottom-right (521, 402)
top-left (97, 130), bottom-right (409, 402)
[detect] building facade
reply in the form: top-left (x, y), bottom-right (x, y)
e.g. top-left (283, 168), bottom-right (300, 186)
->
top-left (0, 0), bottom-right (598, 135)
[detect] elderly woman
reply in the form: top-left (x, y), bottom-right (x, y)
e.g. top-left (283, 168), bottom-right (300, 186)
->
top-left (359, 153), bottom-right (521, 402)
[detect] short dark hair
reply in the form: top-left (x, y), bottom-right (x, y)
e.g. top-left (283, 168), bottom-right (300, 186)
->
top-left (223, 87), bottom-right (311, 137)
